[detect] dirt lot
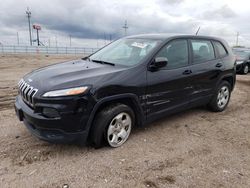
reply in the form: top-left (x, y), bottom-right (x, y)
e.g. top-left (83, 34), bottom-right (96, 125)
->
top-left (0, 54), bottom-right (249, 188)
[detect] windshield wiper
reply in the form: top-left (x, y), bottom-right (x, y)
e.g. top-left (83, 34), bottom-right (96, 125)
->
top-left (91, 59), bottom-right (115, 66)
top-left (81, 56), bottom-right (90, 61)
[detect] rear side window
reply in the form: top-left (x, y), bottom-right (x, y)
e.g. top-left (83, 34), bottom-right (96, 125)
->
top-left (156, 39), bottom-right (188, 69)
top-left (214, 41), bottom-right (228, 57)
top-left (191, 40), bottom-right (215, 64)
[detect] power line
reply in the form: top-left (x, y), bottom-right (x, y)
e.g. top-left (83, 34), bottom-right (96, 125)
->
top-left (26, 7), bottom-right (32, 46)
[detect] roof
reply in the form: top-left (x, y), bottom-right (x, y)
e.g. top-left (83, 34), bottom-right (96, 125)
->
top-left (126, 33), bottom-right (223, 41)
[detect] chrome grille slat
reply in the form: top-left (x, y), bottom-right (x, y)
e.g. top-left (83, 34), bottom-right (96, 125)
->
top-left (17, 79), bottom-right (38, 107)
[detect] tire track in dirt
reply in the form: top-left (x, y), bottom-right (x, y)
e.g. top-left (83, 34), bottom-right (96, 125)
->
top-left (0, 86), bottom-right (17, 111)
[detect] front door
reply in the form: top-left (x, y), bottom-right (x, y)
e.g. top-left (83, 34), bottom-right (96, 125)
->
top-left (146, 39), bottom-right (193, 120)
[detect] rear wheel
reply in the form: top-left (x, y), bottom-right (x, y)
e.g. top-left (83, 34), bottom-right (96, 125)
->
top-left (90, 103), bottom-right (134, 148)
top-left (208, 81), bottom-right (231, 112)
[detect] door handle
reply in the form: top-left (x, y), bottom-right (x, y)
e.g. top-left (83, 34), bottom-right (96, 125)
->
top-left (215, 63), bottom-right (223, 68)
top-left (183, 70), bottom-right (192, 75)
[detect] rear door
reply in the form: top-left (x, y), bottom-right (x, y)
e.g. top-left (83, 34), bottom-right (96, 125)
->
top-left (146, 39), bottom-right (193, 120)
top-left (188, 39), bottom-right (225, 102)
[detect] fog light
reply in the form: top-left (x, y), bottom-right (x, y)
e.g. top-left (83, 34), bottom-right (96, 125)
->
top-left (42, 107), bottom-right (60, 118)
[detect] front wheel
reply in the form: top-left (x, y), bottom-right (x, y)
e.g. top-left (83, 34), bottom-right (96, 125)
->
top-left (242, 64), bottom-right (249, 74)
top-left (208, 81), bottom-right (231, 112)
top-left (90, 104), bottom-right (135, 148)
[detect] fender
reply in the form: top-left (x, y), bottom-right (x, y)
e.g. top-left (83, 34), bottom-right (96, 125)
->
top-left (85, 93), bottom-right (146, 135)
top-left (215, 72), bottom-right (236, 91)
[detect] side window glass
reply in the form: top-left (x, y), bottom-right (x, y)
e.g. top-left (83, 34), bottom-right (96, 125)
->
top-left (155, 39), bottom-right (188, 69)
top-left (191, 40), bottom-right (215, 64)
top-left (214, 41), bottom-right (228, 57)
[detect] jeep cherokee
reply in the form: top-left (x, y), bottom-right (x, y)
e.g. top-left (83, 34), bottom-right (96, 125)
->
top-left (15, 34), bottom-right (236, 148)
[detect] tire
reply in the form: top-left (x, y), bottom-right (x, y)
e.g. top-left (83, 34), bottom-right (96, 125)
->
top-left (208, 81), bottom-right (231, 112)
top-left (90, 103), bottom-right (135, 149)
top-left (242, 64), bottom-right (249, 74)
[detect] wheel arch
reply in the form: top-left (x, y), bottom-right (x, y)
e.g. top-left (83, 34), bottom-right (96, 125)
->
top-left (217, 73), bottom-right (236, 91)
top-left (86, 94), bottom-right (145, 139)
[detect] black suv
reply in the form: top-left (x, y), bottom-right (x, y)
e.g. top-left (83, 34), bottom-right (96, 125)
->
top-left (15, 35), bottom-right (236, 148)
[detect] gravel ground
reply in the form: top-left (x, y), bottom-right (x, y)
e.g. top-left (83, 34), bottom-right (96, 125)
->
top-left (0, 54), bottom-right (249, 188)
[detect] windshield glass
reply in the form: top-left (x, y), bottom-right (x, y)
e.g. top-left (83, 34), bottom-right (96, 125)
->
top-left (89, 38), bottom-right (162, 66)
top-left (233, 49), bottom-right (250, 58)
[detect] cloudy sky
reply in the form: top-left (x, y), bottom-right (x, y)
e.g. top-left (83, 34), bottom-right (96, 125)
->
top-left (0, 0), bottom-right (250, 48)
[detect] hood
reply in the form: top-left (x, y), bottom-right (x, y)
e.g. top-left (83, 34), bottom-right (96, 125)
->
top-left (23, 59), bottom-right (127, 95)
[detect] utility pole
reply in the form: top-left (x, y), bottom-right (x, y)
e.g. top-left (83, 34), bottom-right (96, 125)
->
top-left (36, 29), bottom-right (40, 46)
top-left (104, 32), bottom-right (107, 45)
top-left (69, 35), bottom-right (72, 47)
top-left (109, 34), bottom-right (112, 43)
top-left (236, 32), bottom-right (239, 46)
top-left (33, 25), bottom-right (41, 46)
top-left (55, 36), bottom-right (58, 47)
top-left (122, 20), bottom-right (128, 36)
top-left (26, 7), bottom-right (32, 46)
top-left (17, 32), bottom-right (20, 45)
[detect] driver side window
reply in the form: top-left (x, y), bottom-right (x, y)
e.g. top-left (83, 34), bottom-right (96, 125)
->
top-left (156, 39), bottom-right (189, 69)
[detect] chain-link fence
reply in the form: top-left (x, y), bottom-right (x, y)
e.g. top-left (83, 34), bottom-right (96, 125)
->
top-left (0, 45), bottom-right (99, 55)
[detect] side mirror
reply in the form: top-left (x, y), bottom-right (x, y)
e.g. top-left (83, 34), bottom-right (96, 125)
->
top-left (149, 57), bottom-right (168, 71)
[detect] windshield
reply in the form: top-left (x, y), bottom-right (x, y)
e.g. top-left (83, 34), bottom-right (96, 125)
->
top-left (233, 49), bottom-right (250, 58)
top-left (89, 38), bottom-right (162, 66)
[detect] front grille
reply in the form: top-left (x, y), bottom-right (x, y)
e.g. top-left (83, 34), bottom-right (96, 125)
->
top-left (18, 79), bottom-right (38, 107)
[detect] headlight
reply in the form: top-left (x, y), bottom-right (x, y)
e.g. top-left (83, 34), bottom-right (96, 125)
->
top-left (43, 86), bottom-right (88, 97)
top-left (236, 60), bottom-right (244, 65)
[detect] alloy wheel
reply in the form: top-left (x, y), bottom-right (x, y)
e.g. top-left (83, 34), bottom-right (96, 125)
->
top-left (107, 112), bottom-right (132, 147)
top-left (217, 86), bottom-right (230, 109)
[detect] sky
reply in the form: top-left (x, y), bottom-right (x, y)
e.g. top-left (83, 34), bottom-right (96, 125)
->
top-left (0, 0), bottom-right (250, 48)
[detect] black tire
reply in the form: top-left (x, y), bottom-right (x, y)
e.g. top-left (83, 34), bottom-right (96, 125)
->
top-left (89, 103), bottom-right (135, 149)
top-left (208, 81), bottom-right (231, 112)
top-left (241, 64), bottom-right (249, 75)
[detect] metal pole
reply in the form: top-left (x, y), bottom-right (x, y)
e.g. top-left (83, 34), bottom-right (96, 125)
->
top-left (36, 29), bottom-right (40, 46)
top-left (26, 7), bottom-right (32, 46)
top-left (236, 32), bottom-right (239, 46)
top-left (104, 33), bottom-right (106, 45)
top-left (69, 35), bottom-right (72, 47)
top-left (55, 36), bottom-right (58, 47)
top-left (17, 32), bottom-right (20, 45)
top-left (122, 20), bottom-right (128, 36)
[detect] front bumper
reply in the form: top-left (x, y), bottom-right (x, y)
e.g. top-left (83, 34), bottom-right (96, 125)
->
top-left (236, 61), bottom-right (248, 73)
top-left (14, 96), bottom-right (89, 144)
top-left (236, 64), bottom-right (244, 73)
